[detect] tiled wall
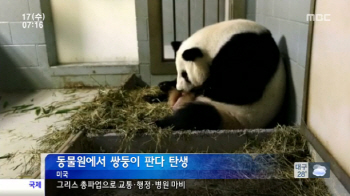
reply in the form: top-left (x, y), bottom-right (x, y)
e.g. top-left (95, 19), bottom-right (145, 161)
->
top-left (0, 0), bottom-right (138, 90)
top-left (0, 0), bottom-right (47, 67)
top-left (135, 0), bottom-right (177, 86)
top-left (247, 0), bottom-right (311, 124)
top-left (0, 0), bottom-right (50, 90)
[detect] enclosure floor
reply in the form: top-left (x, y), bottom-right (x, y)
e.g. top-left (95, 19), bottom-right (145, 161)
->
top-left (0, 89), bottom-right (99, 179)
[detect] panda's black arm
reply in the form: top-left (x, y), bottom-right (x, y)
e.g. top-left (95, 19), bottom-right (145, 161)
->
top-left (142, 79), bottom-right (177, 103)
top-left (195, 32), bottom-right (280, 105)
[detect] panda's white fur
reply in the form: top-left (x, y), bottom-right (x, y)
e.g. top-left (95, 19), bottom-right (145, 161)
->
top-left (173, 19), bottom-right (286, 129)
top-left (175, 19), bottom-right (270, 92)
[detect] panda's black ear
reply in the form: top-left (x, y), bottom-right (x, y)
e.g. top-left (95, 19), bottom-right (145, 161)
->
top-left (182, 47), bottom-right (203, 61)
top-left (171, 41), bottom-right (182, 53)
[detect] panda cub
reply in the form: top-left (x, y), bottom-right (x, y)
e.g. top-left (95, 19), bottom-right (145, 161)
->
top-left (156, 80), bottom-right (195, 111)
top-left (143, 79), bottom-right (195, 111)
top-left (154, 19), bottom-right (286, 130)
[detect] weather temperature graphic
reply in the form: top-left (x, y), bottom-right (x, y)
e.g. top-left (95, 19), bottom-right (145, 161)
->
top-left (294, 162), bottom-right (330, 178)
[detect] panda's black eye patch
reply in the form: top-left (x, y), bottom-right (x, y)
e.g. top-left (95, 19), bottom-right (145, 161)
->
top-left (181, 71), bottom-right (191, 84)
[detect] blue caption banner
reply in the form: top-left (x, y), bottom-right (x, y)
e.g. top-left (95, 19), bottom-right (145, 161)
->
top-left (45, 154), bottom-right (278, 179)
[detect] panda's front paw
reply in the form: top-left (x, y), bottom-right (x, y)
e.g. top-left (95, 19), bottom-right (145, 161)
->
top-left (143, 93), bottom-right (168, 103)
top-left (158, 80), bottom-right (177, 92)
top-left (155, 119), bottom-right (171, 128)
top-left (143, 95), bottom-right (160, 103)
top-left (155, 120), bottom-right (165, 128)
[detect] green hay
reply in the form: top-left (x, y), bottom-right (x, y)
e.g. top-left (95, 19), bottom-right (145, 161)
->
top-left (3, 101), bottom-right (8, 109)
top-left (1, 104), bottom-right (36, 114)
top-left (25, 86), bottom-right (330, 195)
top-left (0, 96), bottom-right (81, 116)
top-left (0, 153), bottom-right (14, 160)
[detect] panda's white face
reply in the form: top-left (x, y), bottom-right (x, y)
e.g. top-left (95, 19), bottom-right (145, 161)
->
top-left (175, 47), bottom-right (210, 92)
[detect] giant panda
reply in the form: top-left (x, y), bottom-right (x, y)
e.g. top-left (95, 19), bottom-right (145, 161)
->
top-left (154, 19), bottom-right (286, 130)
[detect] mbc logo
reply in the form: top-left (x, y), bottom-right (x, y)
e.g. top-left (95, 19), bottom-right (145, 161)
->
top-left (306, 14), bottom-right (331, 21)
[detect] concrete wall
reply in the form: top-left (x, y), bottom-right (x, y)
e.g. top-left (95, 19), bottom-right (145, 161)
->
top-left (51, 0), bottom-right (138, 64)
top-left (0, 0), bottom-right (138, 90)
top-left (307, 0), bottom-right (350, 179)
top-left (246, 0), bottom-right (311, 125)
